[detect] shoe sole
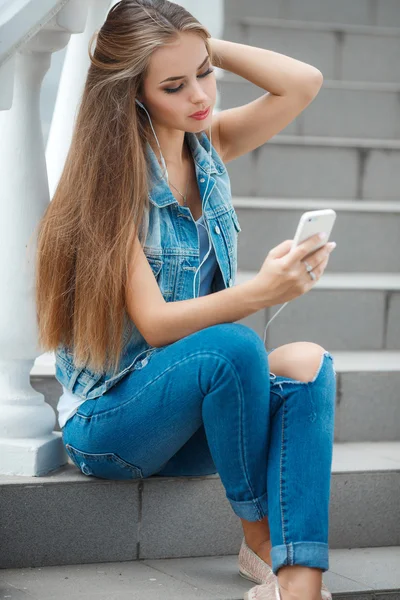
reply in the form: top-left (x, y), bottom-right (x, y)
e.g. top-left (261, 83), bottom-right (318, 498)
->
top-left (239, 566), bottom-right (264, 585)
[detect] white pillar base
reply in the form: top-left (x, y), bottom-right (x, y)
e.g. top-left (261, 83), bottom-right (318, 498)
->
top-left (0, 434), bottom-right (68, 476)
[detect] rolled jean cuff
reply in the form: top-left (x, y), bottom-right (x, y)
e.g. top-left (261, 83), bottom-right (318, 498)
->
top-left (271, 541), bottom-right (329, 576)
top-left (226, 490), bottom-right (268, 521)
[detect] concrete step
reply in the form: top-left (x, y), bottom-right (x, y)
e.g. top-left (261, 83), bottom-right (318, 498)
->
top-left (0, 442), bottom-right (399, 569)
top-left (226, 135), bottom-right (400, 200)
top-left (232, 198), bottom-right (400, 273)
top-left (225, 0), bottom-right (400, 29)
top-left (32, 347), bottom-right (400, 443)
top-left (219, 75), bottom-right (400, 140)
top-left (223, 17), bottom-right (400, 84)
top-left (1, 546), bottom-right (399, 600)
top-left (236, 269), bottom-right (400, 351)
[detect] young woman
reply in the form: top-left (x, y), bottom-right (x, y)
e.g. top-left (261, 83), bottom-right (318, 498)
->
top-left (35, 1), bottom-right (337, 599)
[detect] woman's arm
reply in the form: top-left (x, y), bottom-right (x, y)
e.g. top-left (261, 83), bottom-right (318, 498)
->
top-left (150, 278), bottom-right (266, 348)
top-left (211, 37), bottom-right (322, 96)
top-left (209, 38), bottom-right (323, 164)
top-left (126, 232), bottom-right (266, 349)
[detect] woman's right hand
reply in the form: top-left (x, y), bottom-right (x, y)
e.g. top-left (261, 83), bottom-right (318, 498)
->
top-left (254, 233), bottom-right (336, 307)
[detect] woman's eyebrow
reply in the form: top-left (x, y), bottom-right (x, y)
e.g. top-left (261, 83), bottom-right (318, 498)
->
top-left (159, 55), bottom-right (209, 84)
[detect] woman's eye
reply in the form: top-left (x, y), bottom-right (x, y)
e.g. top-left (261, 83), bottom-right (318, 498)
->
top-left (164, 84), bottom-right (183, 94)
top-left (164, 68), bottom-right (214, 94)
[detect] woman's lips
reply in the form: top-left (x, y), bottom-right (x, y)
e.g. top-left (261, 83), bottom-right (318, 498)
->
top-left (189, 107), bottom-right (210, 120)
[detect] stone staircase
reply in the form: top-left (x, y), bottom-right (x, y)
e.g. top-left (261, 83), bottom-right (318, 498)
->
top-left (1, 1), bottom-right (399, 598)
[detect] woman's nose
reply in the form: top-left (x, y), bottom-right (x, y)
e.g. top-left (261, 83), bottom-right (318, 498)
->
top-left (190, 82), bottom-right (209, 105)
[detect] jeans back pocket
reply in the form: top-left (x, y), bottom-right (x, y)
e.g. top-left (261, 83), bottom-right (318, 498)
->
top-left (65, 444), bottom-right (144, 480)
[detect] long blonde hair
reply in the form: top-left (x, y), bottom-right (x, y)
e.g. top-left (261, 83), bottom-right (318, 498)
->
top-left (34, 0), bottom-right (219, 375)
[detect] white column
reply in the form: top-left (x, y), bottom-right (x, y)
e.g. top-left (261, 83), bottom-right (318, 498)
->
top-left (0, 1), bottom-right (89, 476)
top-left (0, 56), bottom-right (15, 110)
top-left (46, 0), bottom-right (114, 199)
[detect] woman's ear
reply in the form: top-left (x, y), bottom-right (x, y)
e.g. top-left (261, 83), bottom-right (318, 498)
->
top-left (136, 88), bottom-right (145, 104)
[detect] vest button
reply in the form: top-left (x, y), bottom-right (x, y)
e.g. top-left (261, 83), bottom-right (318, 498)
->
top-left (200, 177), bottom-right (205, 183)
top-left (214, 225), bottom-right (221, 234)
top-left (228, 278), bottom-right (233, 287)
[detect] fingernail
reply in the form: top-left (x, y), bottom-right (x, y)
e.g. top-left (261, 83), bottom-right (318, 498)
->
top-left (319, 232), bottom-right (328, 240)
top-left (329, 241), bottom-right (337, 249)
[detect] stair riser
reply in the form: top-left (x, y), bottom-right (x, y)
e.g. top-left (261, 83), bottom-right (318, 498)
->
top-left (333, 371), bottom-right (400, 442)
top-left (224, 22), bottom-right (400, 84)
top-left (0, 469), bottom-right (398, 569)
top-left (225, 0), bottom-right (400, 28)
top-left (227, 143), bottom-right (400, 200)
top-left (219, 79), bottom-right (400, 140)
top-left (237, 285), bottom-right (399, 351)
top-left (234, 207), bottom-right (400, 273)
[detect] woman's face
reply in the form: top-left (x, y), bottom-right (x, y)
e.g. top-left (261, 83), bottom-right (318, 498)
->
top-left (140, 32), bottom-right (217, 132)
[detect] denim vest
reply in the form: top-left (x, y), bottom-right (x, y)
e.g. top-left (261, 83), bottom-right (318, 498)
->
top-left (54, 130), bottom-right (242, 400)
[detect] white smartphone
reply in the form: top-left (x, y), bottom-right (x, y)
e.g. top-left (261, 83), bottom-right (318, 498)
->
top-left (292, 209), bottom-right (336, 256)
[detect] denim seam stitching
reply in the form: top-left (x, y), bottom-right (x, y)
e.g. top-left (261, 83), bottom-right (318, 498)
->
top-left (280, 399), bottom-right (288, 550)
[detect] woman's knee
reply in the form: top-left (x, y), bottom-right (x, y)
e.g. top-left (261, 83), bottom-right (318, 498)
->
top-left (202, 323), bottom-right (267, 365)
top-left (269, 342), bottom-right (334, 383)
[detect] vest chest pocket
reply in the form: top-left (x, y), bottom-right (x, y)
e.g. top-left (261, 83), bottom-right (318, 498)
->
top-left (216, 208), bottom-right (241, 252)
top-left (213, 208), bottom-right (241, 285)
top-left (65, 444), bottom-right (144, 480)
top-left (146, 254), bottom-right (175, 301)
top-left (230, 211), bottom-right (242, 282)
top-left (231, 209), bottom-right (242, 234)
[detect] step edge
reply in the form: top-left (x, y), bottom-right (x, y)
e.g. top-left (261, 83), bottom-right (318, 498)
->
top-left (239, 15), bottom-right (400, 37)
top-left (255, 133), bottom-right (400, 149)
top-left (220, 74), bottom-right (400, 92)
top-left (236, 270), bottom-right (400, 289)
top-left (232, 197), bottom-right (400, 212)
top-left (2, 443), bottom-right (400, 484)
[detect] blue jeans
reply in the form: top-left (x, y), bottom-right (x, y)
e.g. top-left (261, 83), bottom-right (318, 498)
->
top-left (62, 323), bottom-right (336, 575)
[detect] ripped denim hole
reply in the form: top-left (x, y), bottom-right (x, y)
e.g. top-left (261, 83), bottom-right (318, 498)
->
top-left (307, 351), bottom-right (334, 384)
top-left (269, 351), bottom-right (334, 388)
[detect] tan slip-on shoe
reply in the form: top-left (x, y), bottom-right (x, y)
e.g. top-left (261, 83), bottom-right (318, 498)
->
top-left (239, 537), bottom-right (274, 585)
top-left (244, 574), bottom-right (281, 600)
top-left (239, 537), bottom-right (332, 600)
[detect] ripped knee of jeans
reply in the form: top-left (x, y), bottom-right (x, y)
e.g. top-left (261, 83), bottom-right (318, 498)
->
top-left (311, 351), bottom-right (336, 384)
